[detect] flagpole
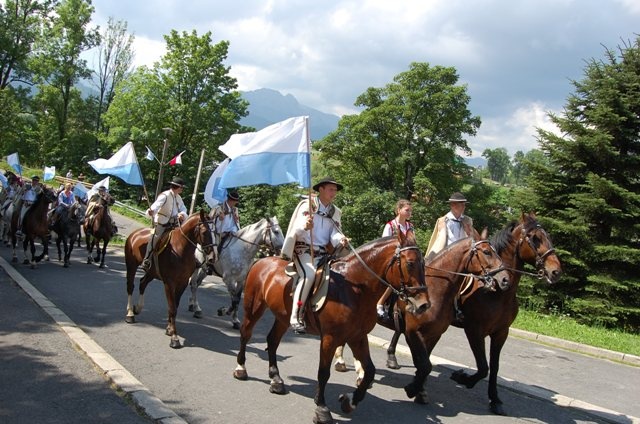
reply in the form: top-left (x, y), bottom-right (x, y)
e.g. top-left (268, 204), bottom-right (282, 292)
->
top-left (305, 116), bottom-right (315, 264)
top-left (189, 148), bottom-right (206, 215)
top-left (155, 127), bottom-right (173, 199)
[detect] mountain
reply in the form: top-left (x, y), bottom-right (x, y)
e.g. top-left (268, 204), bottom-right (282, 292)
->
top-left (240, 88), bottom-right (340, 140)
top-left (464, 157), bottom-right (487, 167)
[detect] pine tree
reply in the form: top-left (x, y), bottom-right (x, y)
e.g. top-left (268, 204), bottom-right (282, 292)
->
top-left (528, 36), bottom-right (640, 330)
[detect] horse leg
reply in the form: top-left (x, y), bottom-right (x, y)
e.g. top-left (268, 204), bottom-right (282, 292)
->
top-left (56, 236), bottom-right (63, 261)
top-left (164, 283), bottom-right (187, 349)
top-left (403, 330), bottom-right (434, 404)
top-left (386, 329), bottom-right (402, 369)
top-left (22, 237), bottom-right (30, 265)
top-left (450, 328), bottom-right (489, 389)
top-left (99, 239), bottom-right (109, 268)
top-left (333, 345), bottom-right (348, 372)
top-left (487, 329), bottom-right (509, 415)
top-left (85, 235), bottom-right (94, 264)
top-left (233, 294), bottom-right (269, 382)
top-left (336, 336), bottom-right (374, 417)
top-left (265, 320), bottom-right (290, 395)
top-left (188, 269), bottom-right (204, 318)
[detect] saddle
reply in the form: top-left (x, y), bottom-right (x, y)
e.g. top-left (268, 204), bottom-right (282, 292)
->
top-left (285, 256), bottom-right (333, 314)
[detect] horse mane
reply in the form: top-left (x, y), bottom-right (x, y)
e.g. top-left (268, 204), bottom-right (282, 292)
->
top-left (490, 213), bottom-right (540, 255)
top-left (428, 236), bottom-right (471, 264)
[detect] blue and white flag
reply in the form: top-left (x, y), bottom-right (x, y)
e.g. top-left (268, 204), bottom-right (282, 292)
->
top-left (217, 116), bottom-right (310, 189)
top-left (88, 142), bottom-right (143, 186)
top-left (145, 146), bottom-right (156, 161)
top-left (86, 176), bottom-right (110, 200)
top-left (43, 166), bottom-right (56, 181)
top-left (73, 182), bottom-right (89, 201)
top-left (0, 173), bottom-right (7, 188)
top-left (7, 152), bottom-right (22, 175)
top-left (204, 158), bottom-right (230, 207)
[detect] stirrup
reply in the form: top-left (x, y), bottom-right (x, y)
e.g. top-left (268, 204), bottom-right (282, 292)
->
top-left (141, 259), bottom-right (152, 271)
top-left (291, 322), bottom-right (306, 334)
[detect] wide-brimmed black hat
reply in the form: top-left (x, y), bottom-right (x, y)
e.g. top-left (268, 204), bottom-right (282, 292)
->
top-left (313, 177), bottom-right (343, 192)
top-left (227, 190), bottom-right (240, 201)
top-left (31, 175), bottom-right (40, 181)
top-left (98, 185), bottom-right (107, 191)
top-left (169, 177), bottom-right (186, 188)
top-left (448, 192), bottom-right (468, 203)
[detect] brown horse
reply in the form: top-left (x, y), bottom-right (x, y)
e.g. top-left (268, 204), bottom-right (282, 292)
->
top-left (450, 212), bottom-right (562, 415)
top-left (83, 193), bottom-right (114, 268)
top-left (9, 187), bottom-right (57, 267)
top-left (124, 210), bottom-right (216, 348)
top-left (232, 231), bottom-right (430, 424)
top-left (337, 231), bottom-right (511, 404)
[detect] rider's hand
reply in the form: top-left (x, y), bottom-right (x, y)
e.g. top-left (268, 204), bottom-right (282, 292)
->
top-left (304, 216), bottom-right (313, 231)
top-left (340, 237), bottom-right (350, 247)
top-left (178, 212), bottom-right (187, 222)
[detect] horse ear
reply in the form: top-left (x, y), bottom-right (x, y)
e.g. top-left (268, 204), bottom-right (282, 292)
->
top-left (480, 227), bottom-right (489, 240)
top-left (199, 209), bottom-right (206, 221)
top-left (397, 228), bottom-right (407, 244)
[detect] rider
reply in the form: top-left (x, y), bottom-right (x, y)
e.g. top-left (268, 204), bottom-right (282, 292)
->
top-left (141, 177), bottom-right (188, 272)
top-left (1, 173), bottom-right (20, 213)
top-left (425, 192), bottom-right (474, 261)
top-left (281, 177), bottom-right (349, 334)
top-left (85, 185), bottom-right (117, 235)
top-left (211, 190), bottom-right (240, 252)
top-left (16, 175), bottom-right (42, 237)
top-left (377, 198), bottom-right (415, 319)
top-left (49, 182), bottom-right (75, 229)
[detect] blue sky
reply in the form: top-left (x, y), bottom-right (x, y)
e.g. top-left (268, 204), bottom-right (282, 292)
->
top-left (88, 0), bottom-right (639, 158)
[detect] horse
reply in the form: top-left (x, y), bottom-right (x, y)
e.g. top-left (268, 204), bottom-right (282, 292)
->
top-left (123, 210), bottom-right (216, 348)
top-left (8, 187), bottom-right (57, 267)
top-left (52, 201), bottom-right (86, 267)
top-left (187, 216), bottom-right (285, 328)
top-left (334, 231), bottom-right (511, 404)
top-left (233, 231), bottom-right (431, 424)
top-left (83, 193), bottom-right (114, 268)
top-left (449, 212), bottom-right (562, 415)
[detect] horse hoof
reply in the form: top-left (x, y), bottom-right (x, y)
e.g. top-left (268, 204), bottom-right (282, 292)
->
top-left (170, 339), bottom-right (182, 349)
top-left (193, 310), bottom-right (203, 319)
top-left (233, 369), bottom-right (248, 380)
top-left (125, 316), bottom-right (136, 324)
top-left (232, 322), bottom-right (240, 330)
top-left (217, 307), bottom-right (226, 316)
top-left (338, 393), bottom-right (354, 413)
top-left (334, 362), bottom-right (348, 372)
top-left (63, 263), bottom-right (69, 268)
top-left (413, 390), bottom-right (429, 405)
top-left (404, 383), bottom-right (421, 399)
top-left (313, 406), bottom-right (333, 424)
top-left (269, 382), bottom-right (286, 395)
top-left (188, 305), bottom-right (194, 312)
top-left (386, 357), bottom-right (400, 369)
top-left (490, 401), bottom-right (506, 415)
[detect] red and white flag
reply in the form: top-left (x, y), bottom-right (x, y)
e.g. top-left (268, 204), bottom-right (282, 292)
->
top-left (168, 150), bottom-right (185, 166)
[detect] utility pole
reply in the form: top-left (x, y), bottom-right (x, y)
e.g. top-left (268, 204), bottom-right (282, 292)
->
top-left (155, 127), bottom-right (174, 199)
top-left (189, 148), bottom-right (206, 214)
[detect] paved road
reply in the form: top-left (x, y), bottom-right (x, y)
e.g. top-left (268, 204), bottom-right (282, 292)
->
top-left (0, 213), bottom-right (638, 424)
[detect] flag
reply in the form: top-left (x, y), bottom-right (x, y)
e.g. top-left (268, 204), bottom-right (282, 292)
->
top-left (43, 166), bottom-right (56, 181)
top-left (217, 116), bottom-right (310, 189)
top-left (168, 150), bottom-right (185, 166)
top-left (203, 158), bottom-right (230, 207)
top-left (145, 146), bottom-right (156, 161)
top-left (85, 176), bottom-right (110, 200)
top-left (88, 142), bottom-right (143, 185)
top-left (73, 182), bottom-right (89, 201)
top-left (0, 173), bottom-right (7, 188)
top-left (7, 153), bottom-right (22, 175)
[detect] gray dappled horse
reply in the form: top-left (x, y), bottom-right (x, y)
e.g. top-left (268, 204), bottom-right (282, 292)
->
top-left (187, 216), bottom-right (284, 328)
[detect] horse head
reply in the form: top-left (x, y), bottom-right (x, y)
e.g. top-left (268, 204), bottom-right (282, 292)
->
top-left (466, 230), bottom-right (511, 291)
top-left (42, 187), bottom-right (57, 204)
top-left (263, 216), bottom-right (285, 256)
top-left (70, 202), bottom-right (86, 223)
top-left (517, 212), bottom-right (562, 284)
top-left (195, 210), bottom-right (216, 274)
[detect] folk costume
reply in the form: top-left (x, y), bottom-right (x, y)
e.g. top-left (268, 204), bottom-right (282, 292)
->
top-left (211, 190), bottom-right (240, 252)
top-left (282, 177), bottom-right (345, 334)
top-left (141, 177), bottom-right (188, 272)
top-left (425, 192), bottom-right (474, 261)
top-left (16, 176), bottom-right (42, 236)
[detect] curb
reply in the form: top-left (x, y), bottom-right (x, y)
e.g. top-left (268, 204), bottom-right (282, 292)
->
top-left (0, 256), bottom-right (186, 424)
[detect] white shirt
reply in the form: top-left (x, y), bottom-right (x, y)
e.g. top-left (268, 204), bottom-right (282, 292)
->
top-left (382, 219), bottom-right (413, 237)
top-left (215, 201), bottom-right (240, 233)
top-left (149, 189), bottom-right (187, 225)
top-left (444, 211), bottom-right (467, 245)
top-left (292, 199), bottom-right (342, 248)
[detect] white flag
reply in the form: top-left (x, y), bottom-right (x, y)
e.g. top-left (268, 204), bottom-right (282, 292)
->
top-left (88, 142), bottom-right (143, 186)
top-left (204, 159), bottom-right (230, 207)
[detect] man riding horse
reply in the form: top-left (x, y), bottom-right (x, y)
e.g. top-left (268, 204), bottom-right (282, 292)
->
top-left (15, 175), bottom-right (42, 237)
top-left (84, 185), bottom-right (117, 235)
top-left (211, 190), bottom-right (241, 254)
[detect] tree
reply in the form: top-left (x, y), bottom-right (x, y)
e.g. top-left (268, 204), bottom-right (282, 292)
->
top-left (0, 0), bottom-right (54, 89)
top-left (92, 17), bottom-right (134, 138)
top-left (528, 36), bottom-right (640, 330)
top-left (482, 147), bottom-right (511, 184)
top-left (314, 62), bottom-right (481, 239)
top-left (103, 30), bottom-right (248, 196)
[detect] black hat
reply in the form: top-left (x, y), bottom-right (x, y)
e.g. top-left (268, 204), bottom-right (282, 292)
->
top-left (169, 177), bottom-right (186, 188)
top-left (313, 177), bottom-right (343, 192)
top-left (227, 190), bottom-right (240, 201)
top-left (448, 192), bottom-right (468, 203)
top-left (31, 175), bottom-right (40, 181)
top-left (98, 185), bottom-right (107, 191)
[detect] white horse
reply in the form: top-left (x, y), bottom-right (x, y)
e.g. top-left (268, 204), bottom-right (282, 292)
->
top-left (187, 216), bottom-right (285, 328)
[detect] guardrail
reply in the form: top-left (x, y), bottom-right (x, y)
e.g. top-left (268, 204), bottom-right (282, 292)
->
top-left (113, 200), bottom-right (148, 218)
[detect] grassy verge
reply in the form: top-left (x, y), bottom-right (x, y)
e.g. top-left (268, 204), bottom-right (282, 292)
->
top-left (512, 309), bottom-right (640, 357)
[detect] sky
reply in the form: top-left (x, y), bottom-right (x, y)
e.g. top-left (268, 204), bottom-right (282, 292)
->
top-left (87, 0), bottom-right (639, 158)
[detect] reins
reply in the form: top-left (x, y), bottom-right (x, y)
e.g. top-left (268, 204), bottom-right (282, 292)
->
top-left (506, 224), bottom-right (557, 280)
top-left (226, 219), bottom-right (278, 254)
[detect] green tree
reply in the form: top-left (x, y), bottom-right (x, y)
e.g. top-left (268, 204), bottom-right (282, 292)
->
top-left (104, 30), bottom-right (248, 200)
top-left (528, 36), bottom-right (640, 330)
top-left (482, 147), bottom-right (511, 184)
top-left (314, 62), bottom-right (481, 238)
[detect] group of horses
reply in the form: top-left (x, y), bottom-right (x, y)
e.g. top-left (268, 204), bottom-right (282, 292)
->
top-left (0, 184), bottom-right (115, 269)
top-left (0, 185), bottom-right (563, 423)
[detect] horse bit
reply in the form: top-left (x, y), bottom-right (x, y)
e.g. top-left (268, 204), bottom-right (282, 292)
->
top-left (517, 224), bottom-right (556, 279)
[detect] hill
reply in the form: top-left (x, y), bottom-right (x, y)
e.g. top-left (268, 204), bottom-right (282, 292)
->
top-left (240, 88), bottom-right (340, 140)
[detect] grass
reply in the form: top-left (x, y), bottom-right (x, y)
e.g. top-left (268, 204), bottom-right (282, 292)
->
top-left (512, 309), bottom-right (640, 357)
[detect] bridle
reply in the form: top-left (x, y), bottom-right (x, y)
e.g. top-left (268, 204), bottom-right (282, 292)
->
top-left (179, 217), bottom-right (216, 258)
top-left (515, 224), bottom-right (557, 279)
top-left (227, 218), bottom-right (282, 256)
top-left (348, 242), bottom-right (427, 302)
